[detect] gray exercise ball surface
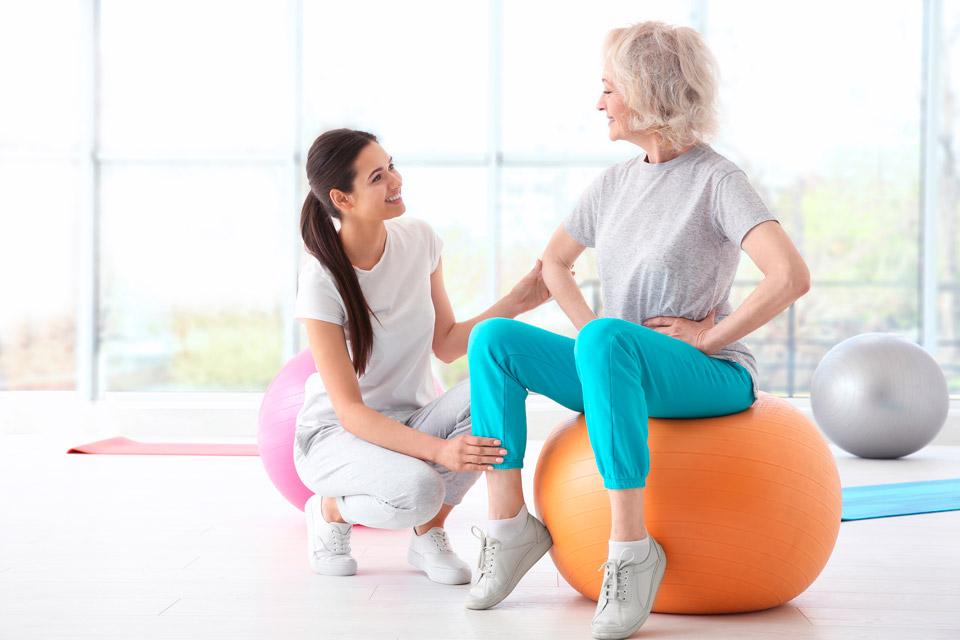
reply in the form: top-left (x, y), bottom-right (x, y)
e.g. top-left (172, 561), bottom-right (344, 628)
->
top-left (810, 332), bottom-right (949, 459)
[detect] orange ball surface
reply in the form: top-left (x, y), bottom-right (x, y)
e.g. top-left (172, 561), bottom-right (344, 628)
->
top-left (533, 393), bottom-right (841, 614)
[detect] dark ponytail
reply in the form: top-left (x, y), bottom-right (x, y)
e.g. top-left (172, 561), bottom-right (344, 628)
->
top-left (300, 128), bottom-right (379, 377)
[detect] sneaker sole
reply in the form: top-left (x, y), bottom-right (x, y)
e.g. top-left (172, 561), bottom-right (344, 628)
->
top-left (591, 540), bottom-right (667, 640)
top-left (464, 531), bottom-right (553, 610)
top-left (407, 548), bottom-right (471, 585)
top-left (305, 496), bottom-right (357, 577)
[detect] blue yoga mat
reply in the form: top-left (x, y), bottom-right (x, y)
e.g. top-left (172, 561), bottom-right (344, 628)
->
top-left (841, 478), bottom-right (960, 521)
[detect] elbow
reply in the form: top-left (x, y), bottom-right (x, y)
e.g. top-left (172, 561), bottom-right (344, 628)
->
top-left (782, 265), bottom-right (811, 299)
top-left (540, 255), bottom-right (568, 292)
top-left (432, 343), bottom-right (455, 365)
top-left (792, 263), bottom-right (812, 297)
top-left (541, 251), bottom-right (570, 273)
top-left (431, 326), bottom-right (454, 364)
top-left (435, 352), bottom-right (455, 365)
top-left (334, 402), bottom-right (365, 434)
top-left (768, 268), bottom-right (810, 303)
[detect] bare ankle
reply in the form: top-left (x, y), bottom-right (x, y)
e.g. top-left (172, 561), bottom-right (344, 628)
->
top-left (321, 496), bottom-right (347, 524)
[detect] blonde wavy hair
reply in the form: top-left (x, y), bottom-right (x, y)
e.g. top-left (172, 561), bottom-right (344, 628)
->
top-left (603, 21), bottom-right (719, 151)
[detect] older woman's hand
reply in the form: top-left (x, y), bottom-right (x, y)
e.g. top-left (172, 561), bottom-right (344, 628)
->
top-left (642, 309), bottom-right (720, 355)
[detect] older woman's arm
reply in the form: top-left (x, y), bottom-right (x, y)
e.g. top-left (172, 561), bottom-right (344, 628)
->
top-left (695, 220), bottom-right (810, 353)
top-left (541, 225), bottom-right (597, 330)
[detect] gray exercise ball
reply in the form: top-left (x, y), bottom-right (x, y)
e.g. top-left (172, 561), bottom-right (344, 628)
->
top-left (810, 332), bottom-right (949, 459)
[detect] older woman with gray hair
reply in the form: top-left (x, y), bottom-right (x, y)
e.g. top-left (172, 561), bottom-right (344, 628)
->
top-left (464, 21), bottom-right (811, 639)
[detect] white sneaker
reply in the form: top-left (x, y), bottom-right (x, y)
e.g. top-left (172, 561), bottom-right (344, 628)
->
top-left (304, 495), bottom-right (357, 576)
top-left (591, 538), bottom-right (667, 640)
top-left (407, 527), bottom-right (472, 585)
top-left (464, 512), bottom-right (553, 610)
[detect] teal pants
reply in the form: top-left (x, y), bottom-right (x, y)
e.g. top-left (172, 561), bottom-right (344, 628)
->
top-left (467, 317), bottom-right (756, 490)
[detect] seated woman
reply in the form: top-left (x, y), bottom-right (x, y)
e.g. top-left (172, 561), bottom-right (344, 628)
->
top-left (292, 128), bottom-right (552, 584)
top-left (464, 21), bottom-right (811, 640)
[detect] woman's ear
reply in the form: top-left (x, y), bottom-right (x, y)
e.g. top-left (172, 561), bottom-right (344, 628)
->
top-left (328, 188), bottom-right (353, 214)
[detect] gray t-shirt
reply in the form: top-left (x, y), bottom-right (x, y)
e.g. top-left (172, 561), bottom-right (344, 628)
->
top-left (563, 142), bottom-right (778, 397)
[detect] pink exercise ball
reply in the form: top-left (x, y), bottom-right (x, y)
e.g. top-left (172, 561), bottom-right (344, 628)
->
top-left (258, 349), bottom-right (318, 511)
top-left (258, 348), bottom-right (447, 512)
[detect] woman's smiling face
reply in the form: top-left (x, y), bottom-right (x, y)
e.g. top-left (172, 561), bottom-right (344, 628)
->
top-left (596, 63), bottom-right (632, 142)
top-left (334, 141), bottom-right (405, 221)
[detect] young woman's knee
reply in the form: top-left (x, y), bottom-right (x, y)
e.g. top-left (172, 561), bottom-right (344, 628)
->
top-left (390, 469), bottom-right (446, 528)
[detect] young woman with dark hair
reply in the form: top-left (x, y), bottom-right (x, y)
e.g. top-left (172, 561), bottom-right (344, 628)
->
top-left (293, 128), bottom-right (554, 584)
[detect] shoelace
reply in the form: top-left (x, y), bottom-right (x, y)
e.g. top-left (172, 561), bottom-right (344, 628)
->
top-left (428, 528), bottom-right (453, 553)
top-left (471, 525), bottom-right (499, 578)
top-left (319, 526), bottom-right (352, 556)
top-left (597, 548), bottom-right (637, 604)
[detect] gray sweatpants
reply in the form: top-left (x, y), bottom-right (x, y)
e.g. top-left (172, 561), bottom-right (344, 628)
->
top-left (293, 379), bottom-right (482, 530)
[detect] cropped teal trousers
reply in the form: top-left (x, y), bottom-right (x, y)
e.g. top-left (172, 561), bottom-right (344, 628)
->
top-left (467, 317), bottom-right (755, 490)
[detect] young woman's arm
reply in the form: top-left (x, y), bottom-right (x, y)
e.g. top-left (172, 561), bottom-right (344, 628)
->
top-left (541, 225), bottom-right (596, 331)
top-left (303, 318), bottom-right (503, 471)
top-left (429, 257), bottom-right (549, 363)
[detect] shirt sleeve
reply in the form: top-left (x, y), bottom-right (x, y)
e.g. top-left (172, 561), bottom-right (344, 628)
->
top-left (714, 170), bottom-right (779, 247)
top-left (294, 258), bottom-right (347, 325)
top-left (562, 170), bottom-right (605, 248)
top-left (425, 221), bottom-right (444, 273)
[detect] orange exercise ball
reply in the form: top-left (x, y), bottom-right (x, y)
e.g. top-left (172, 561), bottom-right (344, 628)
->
top-left (533, 393), bottom-right (841, 614)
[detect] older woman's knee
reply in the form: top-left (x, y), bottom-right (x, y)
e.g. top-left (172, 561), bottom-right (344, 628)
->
top-left (574, 318), bottom-right (663, 375)
top-left (574, 317), bottom-right (628, 360)
top-left (467, 317), bottom-right (526, 359)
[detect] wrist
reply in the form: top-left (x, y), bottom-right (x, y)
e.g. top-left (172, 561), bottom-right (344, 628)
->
top-left (502, 291), bottom-right (526, 317)
top-left (427, 436), bottom-right (446, 463)
top-left (701, 327), bottom-right (722, 354)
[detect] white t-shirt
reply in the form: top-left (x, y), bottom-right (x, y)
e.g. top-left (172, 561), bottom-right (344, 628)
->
top-left (294, 216), bottom-right (443, 427)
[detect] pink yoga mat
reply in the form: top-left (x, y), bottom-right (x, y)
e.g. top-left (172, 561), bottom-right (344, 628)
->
top-left (67, 436), bottom-right (259, 456)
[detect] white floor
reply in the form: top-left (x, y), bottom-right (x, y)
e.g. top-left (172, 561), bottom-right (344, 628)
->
top-left (1, 435), bottom-right (959, 640)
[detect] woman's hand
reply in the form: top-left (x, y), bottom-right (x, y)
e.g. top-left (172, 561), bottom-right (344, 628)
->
top-left (508, 259), bottom-right (573, 315)
top-left (642, 309), bottom-right (721, 354)
top-left (435, 435), bottom-right (508, 472)
top-left (508, 259), bottom-right (551, 314)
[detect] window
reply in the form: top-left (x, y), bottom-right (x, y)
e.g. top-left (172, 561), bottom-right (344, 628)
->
top-left (0, 0), bottom-right (87, 390)
top-left (95, 0), bottom-right (296, 391)
top-left (707, 0), bottom-right (924, 394)
top-left (2, 0), bottom-right (956, 398)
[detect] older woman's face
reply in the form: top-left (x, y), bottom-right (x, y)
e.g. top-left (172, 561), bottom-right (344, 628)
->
top-left (597, 65), bottom-right (631, 141)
